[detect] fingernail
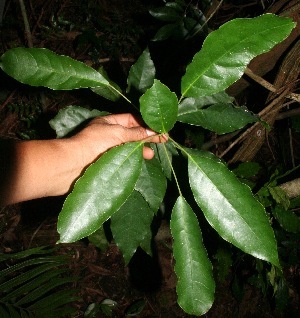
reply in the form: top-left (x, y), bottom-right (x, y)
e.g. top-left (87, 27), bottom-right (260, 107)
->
top-left (161, 133), bottom-right (168, 141)
top-left (146, 129), bottom-right (156, 137)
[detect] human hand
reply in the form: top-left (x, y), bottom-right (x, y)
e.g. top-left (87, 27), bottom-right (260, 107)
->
top-left (0, 113), bottom-right (167, 205)
top-left (71, 113), bottom-right (166, 167)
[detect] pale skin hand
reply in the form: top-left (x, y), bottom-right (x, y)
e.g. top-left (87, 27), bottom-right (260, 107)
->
top-left (0, 113), bottom-right (165, 206)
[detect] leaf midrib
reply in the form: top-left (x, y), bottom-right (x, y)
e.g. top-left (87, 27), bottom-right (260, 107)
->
top-left (182, 22), bottom-right (290, 97)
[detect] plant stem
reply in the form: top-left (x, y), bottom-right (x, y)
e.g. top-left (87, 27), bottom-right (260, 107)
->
top-left (110, 85), bottom-right (139, 112)
top-left (18, 0), bottom-right (33, 48)
top-left (245, 67), bottom-right (300, 102)
top-left (162, 141), bottom-right (182, 197)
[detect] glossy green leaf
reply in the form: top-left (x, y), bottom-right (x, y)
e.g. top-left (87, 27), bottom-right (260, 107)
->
top-left (124, 299), bottom-right (146, 316)
top-left (135, 158), bottom-right (167, 212)
top-left (99, 299), bottom-right (118, 316)
top-left (49, 105), bottom-right (108, 138)
top-left (181, 14), bottom-right (296, 98)
top-left (88, 226), bottom-right (109, 251)
top-left (140, 79), bottom-right (178, 133)
top-left (57, 142), bottom-right (144, 243)
top-left (152, 23), bottom-right (178, 41)
top-left (170, 196), bottom-right (215, 315)
top-left (0, 47), bottom-right (109, 90)
top-left (187, 149), bottom-right (280, 267)
top-left (183, 16), bottom-right (206, 38)
top-left (149, 6), bottom-right (181, 22)
top-left (272, 205), bottom-right (300, 233)
top-left (178, 103), bottom-right (258, 134)
top-left (152, 141), bottom-right (178, 180)
top-left (111, 191), bottom-right (154, 264)
top-left (91, 66), bottom-right (121, 101)
top-left (268, 186), bottom-right (290, 211)
top-left (232, 162), bottom-right (261, 179)
top-left (84, 303), bottom-right (101, 318)
top-left (127, 48), bottom-right (155, 94)
top-left (179, 91), bottom-right (234, 111)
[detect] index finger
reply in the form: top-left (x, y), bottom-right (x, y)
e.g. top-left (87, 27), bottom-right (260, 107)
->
top-left (103, 113), bottom-right (144, 128)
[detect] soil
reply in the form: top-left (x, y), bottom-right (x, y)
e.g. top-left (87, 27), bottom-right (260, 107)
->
top-left (0, 1), bottom-right (299, 317)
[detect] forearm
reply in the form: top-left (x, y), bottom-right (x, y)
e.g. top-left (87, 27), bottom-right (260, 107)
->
top-left (0, 114), bottom-right (161, 206)
top-left (1, 139), bottom-right (82, 205)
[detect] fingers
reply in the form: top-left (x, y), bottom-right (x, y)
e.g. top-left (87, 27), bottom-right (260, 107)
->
top-left (91, 114), bottom-right (168, 142)
top-left (143, 146), bottom-right (155, 160)
top-left (101, 113), bottom-right (143, 128)
top-left (123, 126), bottom-right (168, 144)
top-left (87, 113), bottom-right (168, 152)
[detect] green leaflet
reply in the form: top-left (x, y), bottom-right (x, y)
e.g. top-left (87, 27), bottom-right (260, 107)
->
top-left (181, 14), bottom-right (296, 98)
top-left (88, 226), bottom-right (109, 251)
top-left (127, 48), bottom-right (156, 94)
top-left (57, 142), bottom-right (144, 243)
top-left (49, 105), bottom-right (109, 138)
top-left (91, 66), bottom-right (122, 101)
top-left (186, 149), bottom-right (280, 268)
top-left (171, 196), bottom-right (215, 315)
top-left (272, 205), bottom-right (300, 234)
top-left (178, 103), bottom-right (258, 134)
top-left (179, 91), bottom-right (234, 111)
top-left (0, 47), bottom-right (109, 90)
top-left (268, 186), bottom-right (290, 211)
top-left (111, 190), bottom-right (154, 264)
top-left (151, 23), bottom-right (179, 41)
top-left (149, 6), bottom-right (181, 22)
top-left (135, 158), bottom-right (167, 212)
top-left (140, 79), bottom-right (178, 133)
top-left (152, 141), bottom-right (178, 180)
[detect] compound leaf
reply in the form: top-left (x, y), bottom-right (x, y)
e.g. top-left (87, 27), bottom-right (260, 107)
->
top-left (140, 79), bottom-right (178, 133)
top-left (171, 196), bottom-right (215, 315)
top-left (111, 191), bottom-right (154, 264)
top-left (187, 149), bottom-right (280, 268)
top-left (57, 142), bottom-right (144, 243)
top-left (181, 14), bottom-right (296, 98)
top-left (0, 47), bottom-right (109, 90)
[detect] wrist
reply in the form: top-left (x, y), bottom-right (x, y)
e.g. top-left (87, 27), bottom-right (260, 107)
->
top-left (3, 138), bottom-right (84, 205)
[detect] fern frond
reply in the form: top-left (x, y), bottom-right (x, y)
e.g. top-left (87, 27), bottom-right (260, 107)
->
top-left (0, 246), bottom-right (79, 318)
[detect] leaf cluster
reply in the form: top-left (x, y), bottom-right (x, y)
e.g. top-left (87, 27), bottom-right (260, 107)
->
top-left (0, 13), bottom-right (297, 316)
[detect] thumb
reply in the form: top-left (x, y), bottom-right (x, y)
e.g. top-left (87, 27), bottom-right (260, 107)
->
top-left (125, 126), bottom-right (158, 142)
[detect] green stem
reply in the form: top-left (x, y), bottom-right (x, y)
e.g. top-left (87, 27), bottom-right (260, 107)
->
top-left (169, 136), bottom-right (186, 156)
top-left (110, 85), bottom-right (139, 112)
top-left (162, 141), bottom-right (182, 197)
